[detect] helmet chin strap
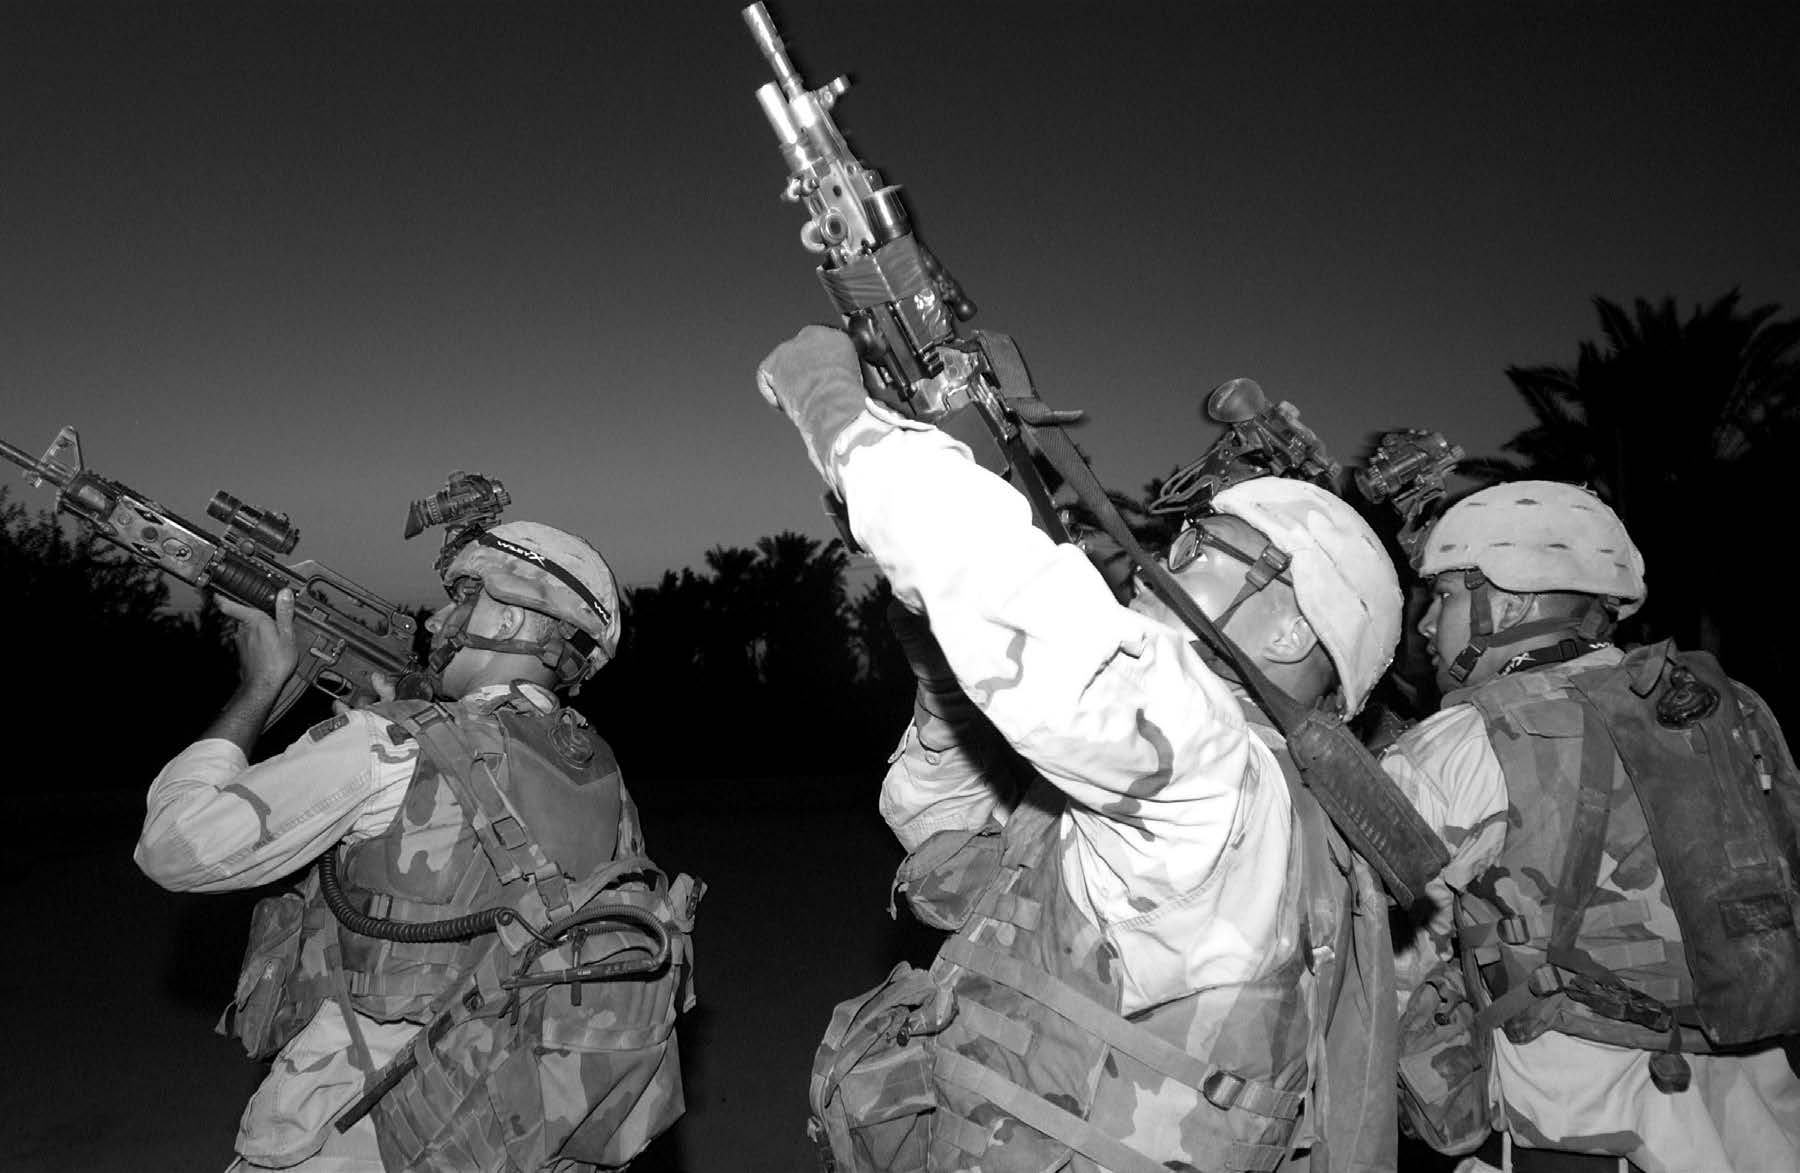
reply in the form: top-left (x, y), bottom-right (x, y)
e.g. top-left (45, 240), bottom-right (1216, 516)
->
top-left (1446, 569), bottom-right (1609, 684)
top-left (428, 581), bottom-right (596, 691)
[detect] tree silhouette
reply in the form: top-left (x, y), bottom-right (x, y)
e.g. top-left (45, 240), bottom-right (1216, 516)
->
top-left (1461, 292), bottom-right (1800, 718)
top-left (1, 487), bottom-right (239, 787)
top-left (577, 530), bottom-right (903, 779)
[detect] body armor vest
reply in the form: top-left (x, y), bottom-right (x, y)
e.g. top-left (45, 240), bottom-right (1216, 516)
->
top-left (329, 694), bottom-right (624, 1020)
top-left (1451, 645), bottom-right (1800, 1056)
top-left (811, 714), bottom-right (1391, 1173)
top-left (225, 690), bottom-right (698, 1173)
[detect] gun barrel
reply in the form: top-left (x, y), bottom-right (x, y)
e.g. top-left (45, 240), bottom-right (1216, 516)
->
top-left (743, 4), bottom-right (806, 100)
top-left (0, 437), bottom-right (41, 474)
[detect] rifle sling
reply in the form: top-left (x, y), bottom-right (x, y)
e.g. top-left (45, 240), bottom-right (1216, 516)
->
top-left (991, 372), bottom-right (1446, 906)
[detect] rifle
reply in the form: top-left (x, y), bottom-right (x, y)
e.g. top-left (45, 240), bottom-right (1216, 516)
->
top-left (743, 6), bottom-right (1449, 909)
top-left (3, 426), bottom-right (430, 727)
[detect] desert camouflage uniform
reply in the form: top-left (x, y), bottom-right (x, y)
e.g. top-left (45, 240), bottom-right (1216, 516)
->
top-left (816, 406), bottom-right (1396, 1171)
top-left (1383, 647), bottom-right (1800, 1172)
top-left (137, 682), bottom-right (692, 1172)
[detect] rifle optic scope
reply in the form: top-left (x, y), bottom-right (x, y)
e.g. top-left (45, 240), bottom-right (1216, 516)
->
top-left (209, 491), bottom-right (300, 555)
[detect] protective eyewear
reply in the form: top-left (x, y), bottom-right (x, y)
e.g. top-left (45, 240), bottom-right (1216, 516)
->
top-left (1166, 521), bottom-right (1293, 587)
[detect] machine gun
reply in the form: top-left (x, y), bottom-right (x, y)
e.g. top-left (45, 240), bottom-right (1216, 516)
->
top-left (742, 2), bottom-right (1074, 542)
top-left (2, 426), bottom-right (429, 727)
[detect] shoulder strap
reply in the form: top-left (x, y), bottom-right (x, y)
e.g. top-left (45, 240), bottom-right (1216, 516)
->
top-left (393, 705), bottom-right (577, 927)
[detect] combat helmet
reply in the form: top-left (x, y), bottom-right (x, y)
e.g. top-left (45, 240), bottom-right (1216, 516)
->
top-left (433, 521), bottom-right (623, 691)
top-left (1419, 480), bottom-right (1645, 683)
top-left (1204, 477), bottom-right (1404, 717)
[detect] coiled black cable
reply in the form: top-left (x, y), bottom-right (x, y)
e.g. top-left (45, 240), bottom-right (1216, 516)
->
top-left (318, 847), bottom-right (512, 943)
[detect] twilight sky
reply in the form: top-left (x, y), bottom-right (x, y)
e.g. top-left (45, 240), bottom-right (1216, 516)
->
top-left (4, 1), bottom-right (1796, 608)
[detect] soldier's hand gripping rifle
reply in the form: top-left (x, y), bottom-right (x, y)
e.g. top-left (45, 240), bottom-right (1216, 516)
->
top-left (3, 426), bottom-right (430, 728)
top-left (743, 2), bottom-right (1075, 543)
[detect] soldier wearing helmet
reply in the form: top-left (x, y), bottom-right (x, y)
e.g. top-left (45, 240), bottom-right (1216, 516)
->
top-left (756, 325), bottom-right (1404, 1173)
top-left (1383, 481), bottom-right (1800, 1172)
top-left (135, 517), bottom-right (696, 1172)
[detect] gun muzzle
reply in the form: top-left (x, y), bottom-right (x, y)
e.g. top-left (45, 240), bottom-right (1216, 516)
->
top-left (744, 4), bottom-right (806, 100)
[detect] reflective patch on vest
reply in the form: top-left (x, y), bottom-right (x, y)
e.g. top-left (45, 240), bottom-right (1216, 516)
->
top-left (307, 713), bottom-right (350, 742)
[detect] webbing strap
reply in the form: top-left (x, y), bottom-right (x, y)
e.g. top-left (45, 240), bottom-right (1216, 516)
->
top-left (938, 937), bottom-right (1302, 1122)
top-left (1460, 899), bottom-right (1656, 948)
top-left (1547, 708), bottom-right (1623, 963)
top-left (933, 1106), bottom-right (994, 1158)
top-left (987, 891), bottom-right (1042, 932)
top-left (397, 706), bottom-right (575, 921)
top-left (934, 1048), bottom-right (1185, 1173)
top-left (955, 996), bottom-right (1034, 1056)
top-left (325, 943), bottom-right (376, 1078)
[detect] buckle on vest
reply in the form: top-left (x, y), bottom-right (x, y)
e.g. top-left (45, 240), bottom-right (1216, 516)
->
top-left (1526, 965), bottom-right (1564, 997)
top-left (1201, 1068), bottom-right (1249, 1111)
top-left (1496, 915), bottom-right (1531, 946)
top-left (492, 815), bottom-right (528, 851)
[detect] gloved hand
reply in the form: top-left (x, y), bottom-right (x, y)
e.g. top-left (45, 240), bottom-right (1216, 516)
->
top-left (887, 598), bottom-right (976, 731)
top-left (756, 324), bottom-right (873, 489)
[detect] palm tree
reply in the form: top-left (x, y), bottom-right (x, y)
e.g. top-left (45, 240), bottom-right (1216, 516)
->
top-left (1466, 291), bottom-right (1800, 660)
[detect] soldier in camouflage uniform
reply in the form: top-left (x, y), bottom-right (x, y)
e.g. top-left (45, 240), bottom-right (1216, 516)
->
top-left (1382, 482), bottom-right (1800, 1172)
top-left (137, 521), bottom-right (697, 1173)
top-left (756, 325), bottom-right (1406, 1173)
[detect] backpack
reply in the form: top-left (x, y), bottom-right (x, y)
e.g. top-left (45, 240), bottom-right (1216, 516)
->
top-left (1454, 640), bottom-right (1800, 1080)
top-left (1564, 641), bottom-right (1800, 1048)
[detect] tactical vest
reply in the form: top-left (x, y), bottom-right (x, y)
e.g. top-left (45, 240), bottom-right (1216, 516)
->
top-left (224, 690), bottom-right (700, 1173)
top-left (1450, 643), bottom-right (1800, 1060)
top-left (810, 721), bottom-right (1389, 1173)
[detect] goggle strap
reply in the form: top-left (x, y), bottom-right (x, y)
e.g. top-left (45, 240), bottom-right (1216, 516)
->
top-left (464, 530), bottom-right (613, 631)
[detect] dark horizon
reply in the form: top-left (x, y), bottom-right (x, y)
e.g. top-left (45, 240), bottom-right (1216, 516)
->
top-left (4, 1), bottom-right (1796, 606)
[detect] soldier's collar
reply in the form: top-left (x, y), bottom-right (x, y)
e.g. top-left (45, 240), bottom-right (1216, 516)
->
top-left (463, 680), bottom-right (558, 716)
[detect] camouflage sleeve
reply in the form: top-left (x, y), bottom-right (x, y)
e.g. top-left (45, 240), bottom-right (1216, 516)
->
top-left (880, 704), bottom-right (1032, 853)
top-left (1381, 703), bottom-right (1509, 893)
top-left (135, 708), bottom-right (419, 893)
top-left (840, 419), bottom-right (1265, 900)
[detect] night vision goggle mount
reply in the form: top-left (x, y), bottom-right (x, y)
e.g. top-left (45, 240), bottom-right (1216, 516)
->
top-left (1145, 379), bottom-right (1466, 564)
top-left (403, 470), bottom-right (513, 575)
top-left (1147, 377), bottom-right (1340, 518)
top-left (1354, 429), bottom-right (1465, 566)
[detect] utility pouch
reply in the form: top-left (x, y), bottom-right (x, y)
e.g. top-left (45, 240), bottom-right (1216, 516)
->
top-left (219, 888), bottom-right (310, 1060)
top-left (808, 962), bottom-right (956, 1173)
top-left (368, 870), bottom-right (699, 1173)
top-left (1395, 957), bottom-right (1491, 1156)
